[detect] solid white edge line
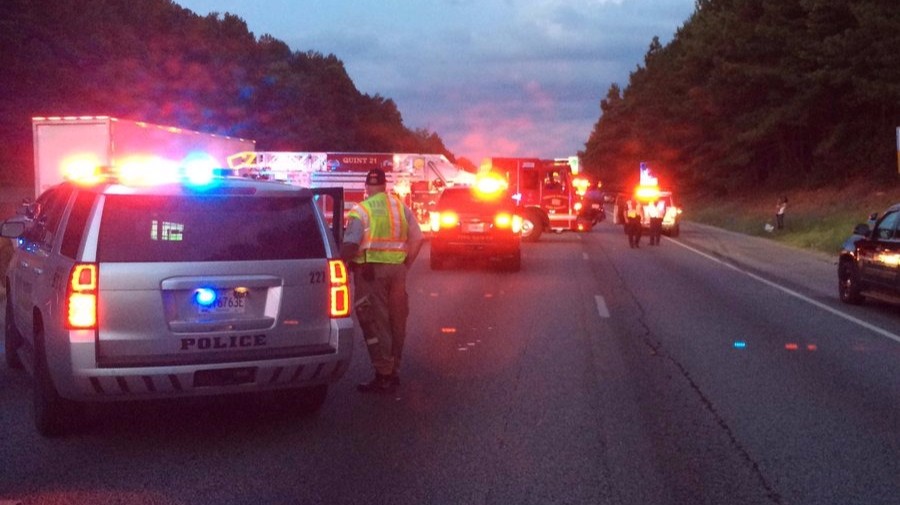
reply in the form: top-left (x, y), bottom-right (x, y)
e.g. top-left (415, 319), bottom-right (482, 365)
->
top-left (595, 295), bottom-right (611, 318)
top-left (669, 238), bottom-right (900, 344)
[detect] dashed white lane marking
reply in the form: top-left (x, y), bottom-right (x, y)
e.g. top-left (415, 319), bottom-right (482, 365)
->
top-left (595, 295), bottom-right (610, 318)
top-left (583, 252), bottom-right (589, 260)
top-left (670, 239), bottom-right (900, 345)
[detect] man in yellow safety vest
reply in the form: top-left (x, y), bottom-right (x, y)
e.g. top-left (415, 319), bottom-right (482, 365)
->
top-left (341, 168), bottom-right (423, 394)
top-left (644, 198), bottom-right (665, 246)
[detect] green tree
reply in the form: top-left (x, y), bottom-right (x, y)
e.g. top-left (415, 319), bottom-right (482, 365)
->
top-left (0, 0), bottom-right (454, 184)
top-left (581, 0), bottom-right (900, 194)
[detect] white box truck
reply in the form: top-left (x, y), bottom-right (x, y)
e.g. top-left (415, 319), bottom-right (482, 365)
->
top-left (32, 116), bottom-right (256, 197)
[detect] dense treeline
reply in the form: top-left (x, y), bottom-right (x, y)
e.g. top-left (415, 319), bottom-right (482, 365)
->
top-left (580, 0), bottom-right (900, 194)
top-left (0, 0), bottom-right (452, 185)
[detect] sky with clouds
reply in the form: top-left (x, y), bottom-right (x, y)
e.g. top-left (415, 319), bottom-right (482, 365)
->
top-left (176, 0), bottom-right (696, 163)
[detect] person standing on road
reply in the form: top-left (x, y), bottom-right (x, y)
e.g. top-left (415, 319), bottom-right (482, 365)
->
top-left (341, 168), bottom-right (423, 394)
top-left (645, 199), bottom-right (665, 246)
top-left (775, 196), bottom-right (787, 230)
top-left (625, 197), bottom-right (644, 248)
top-left (584, 182), bottom-right (605, 225)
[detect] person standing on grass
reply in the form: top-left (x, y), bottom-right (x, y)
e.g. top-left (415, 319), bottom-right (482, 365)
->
top-left (775, 196), bottom-right (787, 230)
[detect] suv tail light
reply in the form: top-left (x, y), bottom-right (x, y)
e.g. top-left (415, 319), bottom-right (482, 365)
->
top-left (328, 260), bottom-right (350, 318)
top-left (66, 263), bottom-right (98, 329)
top-left (430, 211), bottom-right (459, 232)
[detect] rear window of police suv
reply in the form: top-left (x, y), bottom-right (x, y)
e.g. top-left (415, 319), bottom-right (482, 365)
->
top-left (97, 194), bottom-right (326, 262)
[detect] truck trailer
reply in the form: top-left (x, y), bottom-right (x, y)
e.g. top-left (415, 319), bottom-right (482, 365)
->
top-left (32, 116), bottom-right (256, 198)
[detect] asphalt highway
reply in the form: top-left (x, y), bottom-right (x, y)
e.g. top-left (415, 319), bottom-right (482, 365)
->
top-left (0, 220), bottom-right (897, 505)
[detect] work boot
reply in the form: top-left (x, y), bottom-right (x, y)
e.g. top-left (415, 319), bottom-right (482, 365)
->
top-left (357, 374), bottom-right (396, 394)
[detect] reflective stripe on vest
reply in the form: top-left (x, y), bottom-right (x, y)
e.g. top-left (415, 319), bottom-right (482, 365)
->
top-left (626, 201), bottom-right (639, 218)
top-left (347, 192), bottom-right (408, 264)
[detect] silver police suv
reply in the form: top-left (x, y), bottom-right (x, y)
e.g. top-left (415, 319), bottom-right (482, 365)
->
top-left (2, 173), bottom-right (354, 436)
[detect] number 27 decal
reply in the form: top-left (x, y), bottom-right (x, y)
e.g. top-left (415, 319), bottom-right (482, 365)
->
top-left (309, 270), bottom-right (326, 284)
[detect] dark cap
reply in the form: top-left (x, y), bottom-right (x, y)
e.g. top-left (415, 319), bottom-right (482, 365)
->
top-left (365, 168), bottom-right (387, 186)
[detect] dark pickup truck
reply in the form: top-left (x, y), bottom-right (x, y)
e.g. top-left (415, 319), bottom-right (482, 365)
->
top-left (838, 203), bottom-right (900, 305)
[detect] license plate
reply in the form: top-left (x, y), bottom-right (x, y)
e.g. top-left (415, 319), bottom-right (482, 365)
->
top-left (464, 223), bottom-right (486, 233)
top-left (199, 292), bottom-right (247, 314)
top-left (194, 367), bottom-right (257, 387)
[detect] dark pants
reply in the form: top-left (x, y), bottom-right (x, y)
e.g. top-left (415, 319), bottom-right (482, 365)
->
top-left (776, 213), bottom-right (784, 230)
top-left (626, 217), bottom-right (642, 247)
top-left (352, 263), bottom-right (409, 376)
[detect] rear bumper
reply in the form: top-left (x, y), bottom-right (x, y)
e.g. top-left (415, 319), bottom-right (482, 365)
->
top-left (432, 236), bottom-right (520, 258)
top-left (48, 321), bottom-right (355, 402)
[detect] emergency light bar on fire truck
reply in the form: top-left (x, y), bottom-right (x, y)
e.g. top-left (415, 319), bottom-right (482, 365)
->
top-left (226, 151), bottom-right (476, 227)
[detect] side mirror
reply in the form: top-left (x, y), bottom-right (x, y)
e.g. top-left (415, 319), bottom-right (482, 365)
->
top-left (852, 223), bottom-right (871, 237)
top-left (1, 220), bottom-right (26, 238)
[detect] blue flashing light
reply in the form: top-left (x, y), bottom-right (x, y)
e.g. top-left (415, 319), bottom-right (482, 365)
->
top-left (182, 152), bottom-right (220, 187)
top-left (733, 341), bottom-right (747, 349)
top-left (194, 288), bottom-right (217, 307)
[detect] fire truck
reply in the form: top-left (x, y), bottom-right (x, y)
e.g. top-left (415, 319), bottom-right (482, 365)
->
top-left (479, 157), bottom-right (591, 241)
top-left (228, 152), bottom-right (476, 227)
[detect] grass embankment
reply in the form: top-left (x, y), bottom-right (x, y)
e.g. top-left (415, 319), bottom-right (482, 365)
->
top-left (682, 179), bottom-right (900, 256)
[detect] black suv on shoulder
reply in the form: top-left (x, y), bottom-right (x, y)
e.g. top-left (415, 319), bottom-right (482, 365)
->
top-left (3, 171), bottom-right (353, 436)
top-left (838, 203), bottom-right (900, 305)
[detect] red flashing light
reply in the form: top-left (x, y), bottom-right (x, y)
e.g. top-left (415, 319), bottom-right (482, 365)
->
top-left (635, 184), bottom-right (661, 201)
top-left (61, 153), bottom-right (226, 188)
top-left (572, 176), bottom-right (591, 196)
top-left (62, 154), bottom-right (105, 185)
top-left (473, 173), bottom-right (508, 198)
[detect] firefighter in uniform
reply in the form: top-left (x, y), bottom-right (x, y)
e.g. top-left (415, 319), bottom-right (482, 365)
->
top-left (645, 198), bottom-right (665, 246)
top-left (583, 181), bottom-right (605, 226)
top-left (341, 168), bottom-right (423, 394)
top-left (625, 196), bottom-right (644, 248)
